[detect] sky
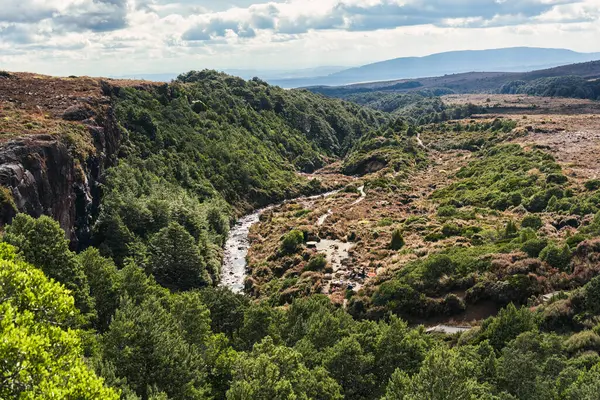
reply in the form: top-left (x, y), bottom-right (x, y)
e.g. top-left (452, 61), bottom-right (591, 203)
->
top-left (1, 0), bottom-right (600, 76)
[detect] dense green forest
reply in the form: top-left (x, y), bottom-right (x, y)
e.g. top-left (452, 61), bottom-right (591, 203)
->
top-left (8, 211), bottom-right (600, 399)
top-left (499, 76), bottom-right (600, 100)
top-left (307, 87), bottom-right (486, 124)
top-left (5, 71), bottom-right (600, 399)
top-left (93, 70), bottom-right (387, 279)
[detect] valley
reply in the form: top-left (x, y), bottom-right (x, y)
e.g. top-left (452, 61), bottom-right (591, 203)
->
top-left (4, 68), bottom-right (600, 399)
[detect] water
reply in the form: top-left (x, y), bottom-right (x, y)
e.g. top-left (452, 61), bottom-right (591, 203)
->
top-left (220, 211), bottom-right (264, 293)
top-left (220, 190), bottom-right (340, 293)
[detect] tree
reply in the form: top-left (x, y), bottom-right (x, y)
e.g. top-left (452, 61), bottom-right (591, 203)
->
top-left (504, 220), bottom-right (518, 239)
top-left (199, 287), bottom-right (249, 340)
top-left (102, 296), bottom-right (211, 400)
top-left (390, 229), bottom-right (405, 251)
top-left (376, 317), bottom-right (430, 381)
top-left (281, 230), bottom-right (304, 255)
top-left (479, 303), bottom-right (538, 350)
top-left (323, 336), bottom-right (377, 399)
top-left (584, 276), bottom-right (600, 315)
top-left (149, 222), bottom-right (210, 290)
top-left (3, 214), bottom-right (94, 320)
top-left (227, 337), bottom-right (343, 400)
top-left (0, 248), bottom-right (118, 399)
top-left (79, 248), bottom-right (122, 332)
top-left (497, 331), bottom-right (564, 400)
top-left (383, 346), bottom-right (495, 400)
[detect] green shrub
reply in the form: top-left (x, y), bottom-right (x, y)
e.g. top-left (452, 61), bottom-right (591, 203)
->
top-left (521, 215), bottom-right (543, 231)
top-left (304, 254), bottom-right (327, 271)
top-left (390, 229), bottom-right (405, 250)
top-left (378, 218), bottom-right (394, 227)
top-left (441, 223), bottom-right (462, 237)
top-left (518, 228), bottom-right (538, 244)
top-left (504, 220), bottom-right (518, 239)
top-left (540, 243), bottom-right (572, 271)
top-left (521, 238), bottom-right (548, 258)
top-left (564, 331), bottom-right (600, 354)
top-left (546, 173), bottom-right (568, 184)
top-left (585, 179), bottom-right (600, 191)
top-left (422, 254), bottom-right (454, 282)
top-left (437, 205), bottom-right (457, 217)
top-left (281, 230), bottom-right (305, 254)
top-left (566, 233), bottom-right (588, 249)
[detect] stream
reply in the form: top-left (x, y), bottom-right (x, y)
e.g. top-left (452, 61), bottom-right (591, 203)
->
top-left (220, 190), bottom-right (341, 293)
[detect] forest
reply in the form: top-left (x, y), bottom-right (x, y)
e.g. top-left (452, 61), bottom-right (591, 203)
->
top-left (4, 70), bottom-right (600, 400)
top-left (499, 76), bottom-right (600, 100)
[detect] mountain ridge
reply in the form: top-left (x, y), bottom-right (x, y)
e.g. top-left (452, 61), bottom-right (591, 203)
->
top-left (271, 47), bottom-right (600, 87)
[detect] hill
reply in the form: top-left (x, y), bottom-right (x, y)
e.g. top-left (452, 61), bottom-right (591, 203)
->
top-left (271, 47), bottom-right (600, 87)
top-left (309, 60), bottom-right (600, 101)
top-left (4, 68), bottom-right (600, 399)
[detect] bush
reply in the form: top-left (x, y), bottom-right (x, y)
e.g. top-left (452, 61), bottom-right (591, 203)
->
top-left (564, 331), bottom-right (600, 354)
top-left (437, 205), bottom-right (457, 217)
top-left (504, 220), bottom-right (518, 239)
top-left (546, 173), bottom-right (568, 185)
top-left (585, 179), bottom-right (600, 191)
top-left (540, 243), bottom-right (572, 271)
top-left (281, 230), bottom-right (305, 254)
top-left (521, 238), bottom-right (548, 258)
top-left (441, 223), bottom-right (462, 237)
top-left (422, 255), bottom-right (454, 282)
top-left (521, 215), bottom-right (543, 231)
top-left (390, 229), bottom-right (405, 250)
top-left (304, 254), bottom-right (327, 271)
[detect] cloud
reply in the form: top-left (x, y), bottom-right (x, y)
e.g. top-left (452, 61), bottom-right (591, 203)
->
top-left (0, 24), bottom-right (38, 45)
top-left (53, 0), bottom-right (129, 32)
top-left (181, 0), bottom-right (590, 42)
top-left (0, 1), bottom-right (57, 24)
top-left (182, 17), bottom-right (257, 41)
top-left (0, 0), bottom-right (599, 76)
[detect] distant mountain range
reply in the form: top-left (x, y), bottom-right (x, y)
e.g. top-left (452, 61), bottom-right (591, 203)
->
top-left (270, 47), bottom-right (600, 88)
top-left (113, 47), bottom-right (600, 89)
top-left (308, 59), bottom-right (600, 97)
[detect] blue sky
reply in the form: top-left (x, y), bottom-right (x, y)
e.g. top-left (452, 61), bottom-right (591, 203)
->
top-left (1, 0), bottom-right (599, 76)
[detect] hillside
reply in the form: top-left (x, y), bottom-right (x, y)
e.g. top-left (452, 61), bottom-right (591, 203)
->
top-left (310, 60), bottom-right (600, 98)
top-left (4, 70), bottom-right (600, 399)
top-left (271, 47), bottom-right (600, 88)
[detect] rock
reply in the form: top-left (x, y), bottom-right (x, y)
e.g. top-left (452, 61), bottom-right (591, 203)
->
top-left (0, 98), bottom-right (121, 249)
top-left (62, 104), bottom-right (95, 121)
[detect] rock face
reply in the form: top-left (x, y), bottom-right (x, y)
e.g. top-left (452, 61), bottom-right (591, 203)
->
top-left (0, 99), bottom-right (121, 249)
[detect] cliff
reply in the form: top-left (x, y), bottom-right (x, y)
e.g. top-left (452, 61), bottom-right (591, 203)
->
top-left (0, 73), bottom-right (153, 248)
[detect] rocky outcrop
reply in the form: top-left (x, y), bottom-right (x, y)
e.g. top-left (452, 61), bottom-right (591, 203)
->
top-left (0, 93), bottom-right (121, 249)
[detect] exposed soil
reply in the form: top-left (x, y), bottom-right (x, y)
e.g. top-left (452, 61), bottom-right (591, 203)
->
top-left (244, 94), bottom-right (600, 326)
top-left (0, 72), bottom-right (162, 139)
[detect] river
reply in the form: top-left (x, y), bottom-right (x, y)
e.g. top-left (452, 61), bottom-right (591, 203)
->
top-left (220, 190), bottom-right (341, 293)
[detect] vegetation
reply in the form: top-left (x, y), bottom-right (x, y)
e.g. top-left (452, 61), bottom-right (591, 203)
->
top-left (432, 144), bottom-right (566, 211)
top-left (4, 70), bottom-right (600, 399)
top-left (308, 88), bottom-right (486, 125)
top-left (500, 76), bottom-right (600, 100)
top-left (343, 118), bottom-right (427, 175)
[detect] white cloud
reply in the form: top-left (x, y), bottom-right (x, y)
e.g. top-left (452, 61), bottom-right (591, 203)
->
top-left (0, 0), bottom-right (599, 76)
